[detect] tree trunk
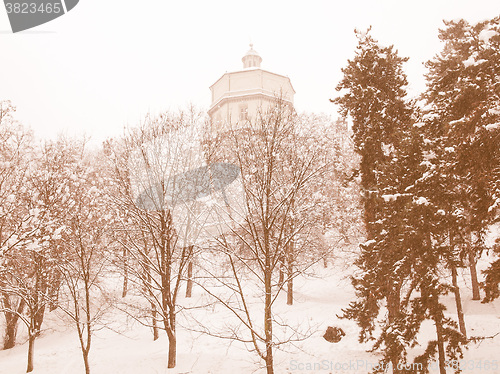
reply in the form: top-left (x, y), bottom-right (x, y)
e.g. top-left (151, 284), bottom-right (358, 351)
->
top-left (287, 277), bottom-right (293, 305)
top-left (167, 333), bottom-right (176, 368)
top-left (3, 320), bottom-right (18, 350)
top-left (278, 256), bottom-right (284, 288)
top-left (286, 253), bottom-right (293, 305)
top-left (152, 304), bottom-right (159, 341)
top-left (286, 226), bottom-right (294, 305)
top-left (49, 277), bottom-right (61, 312)
top-left (264, 262), bottom-right (274, 374)
top-left (264, 307), bottom-right (274, 373)
top-left (3, 313), bottom-right (20, 350)
top-left (165, 297), bottom-right (177, 369)
top-left (142, 246), bottom-right (159, 340)
top-left (265, 350), bottom-right (274, 374)
top-left (26, 334), bottom-right (35, 373)
top-left (122, 247), bottom-right (128, 298)
top-left (428, 287), bottom-right (446, 374)
top-left (76, 322), bottom-right (91, 374)
top-left (468, 251), bottom-right (480, 300)
top-left (149, 288), bottom-right (159, 340)
top-left (159, 214), bottom-right (176, 369)
top-left (83, 350), bottom-right (90, 374)
top-left (2, 294), bottom-right (25, 349)
top-left (451, 264), bottom-right (467, 338)
top-left (26, 266), bottom-right (47, 374)
top-left (435, 315), bottom-right (446, 374)
top-left (78, 265), bottom-right (93, 374)
top-left (387, 282), bottom-right (402, 374)
top-left (185, 260), bottom-right (193, 298)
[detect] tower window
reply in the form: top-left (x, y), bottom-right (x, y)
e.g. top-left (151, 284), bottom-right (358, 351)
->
top-left (239, 104), bottom-right (248, 121)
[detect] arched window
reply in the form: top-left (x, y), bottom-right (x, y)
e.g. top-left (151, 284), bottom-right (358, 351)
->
top-left (239, 104), bottom-right (248, 121)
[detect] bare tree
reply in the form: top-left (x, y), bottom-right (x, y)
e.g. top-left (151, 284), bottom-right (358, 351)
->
top-left (197, 101), bottom-right (331, 374)
top-left (106, 110), bottom-right (207, 368)
top-left (1, 137), bottom-right (79, 372)
top-left (0, 101), bottom-right (34, 351)
top-left (0, 104), bottom-right (78, 374)
top-left (56, 142), bottom-right (114, 374)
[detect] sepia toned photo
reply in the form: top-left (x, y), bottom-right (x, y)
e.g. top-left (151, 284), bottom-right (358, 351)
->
top-left (0, 1), bottom-right (499, 373)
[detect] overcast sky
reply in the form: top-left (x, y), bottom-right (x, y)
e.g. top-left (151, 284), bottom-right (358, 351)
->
top-left (0, 0), bottom-right (499, 143)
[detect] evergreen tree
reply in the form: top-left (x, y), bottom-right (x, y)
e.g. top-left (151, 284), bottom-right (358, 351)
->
top-left (335, 29), bottom-right (470, 373)
top-left (333, 29), bottom-right (418, 371)
top-left (423, 17), bottom-right (500, 302)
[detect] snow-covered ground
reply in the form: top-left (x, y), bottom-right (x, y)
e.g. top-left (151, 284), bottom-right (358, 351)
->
top-left (1, 251), bottom-right (499, 374)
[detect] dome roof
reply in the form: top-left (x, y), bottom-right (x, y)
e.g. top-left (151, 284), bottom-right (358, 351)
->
top-left (242, 43), bottom-right (262, 68)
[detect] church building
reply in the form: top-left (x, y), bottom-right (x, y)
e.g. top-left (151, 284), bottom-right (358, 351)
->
top-left (208, 44), bottom-right (295, 130)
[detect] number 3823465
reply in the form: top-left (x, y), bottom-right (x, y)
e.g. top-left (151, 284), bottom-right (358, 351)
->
top-left (5, 2), bottom-right (63, 14)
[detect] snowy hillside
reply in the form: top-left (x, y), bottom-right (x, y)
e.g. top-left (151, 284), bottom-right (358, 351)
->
top-left (1, 252), bottom-right (499, 374)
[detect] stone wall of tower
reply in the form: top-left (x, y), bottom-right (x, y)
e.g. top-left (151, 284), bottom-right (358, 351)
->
top-left (208, 48), bottom-right (295, 132)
